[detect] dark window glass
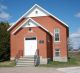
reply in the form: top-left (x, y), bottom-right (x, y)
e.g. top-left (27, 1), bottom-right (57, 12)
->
top-left (25, 37), bottom-right (36, 40)
top-left (55, 33), bottom-right (59, 41)
top-left (55, 52), bottom-right (59, 56)
top-left (55, 49), bottom-right (60, 57)
top-left (54, 28), bottom-right (60, 41)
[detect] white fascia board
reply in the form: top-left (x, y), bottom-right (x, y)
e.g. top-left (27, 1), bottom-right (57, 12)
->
top-left (8, 4), bottom-right (69, 31)
top-left (12, 18), bottom-right (53, 36)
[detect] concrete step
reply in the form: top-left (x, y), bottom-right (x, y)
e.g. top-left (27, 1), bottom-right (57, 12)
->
top-left (16, 63), bottom-right (34, 67)
top-left (16, 62), bottom-right (34, 64)
top-left (17, 60), bottom-right (34, 63)
top-left (18, 58), bottom-right (34, 61)
top-left (16, 64), bottom-right (34, 67)
top-left (19, 57), bottom-right (34, 60)
top-left (19, 57), bottom-right (34, 59)
top-left (16, 56), bottom-right (35, 67)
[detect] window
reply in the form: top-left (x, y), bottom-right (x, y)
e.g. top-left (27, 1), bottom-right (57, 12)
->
top-left (25, 37), bottom-right (36, 40)
top-left (54, 28), bottom-right (60, 42)
top-left (55, 48), bottom-right (60, 57)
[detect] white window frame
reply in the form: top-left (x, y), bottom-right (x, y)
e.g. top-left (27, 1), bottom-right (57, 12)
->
top-left (54, 28), bottom-right (60, 42)
top-left (54, 48), bottom-right (60, 57)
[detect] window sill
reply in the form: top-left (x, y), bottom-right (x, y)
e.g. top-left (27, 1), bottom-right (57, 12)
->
top-left (54, 41), bottom-right (60, 43)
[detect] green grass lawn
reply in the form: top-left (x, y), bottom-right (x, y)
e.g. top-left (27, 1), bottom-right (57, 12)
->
top-left (40, 52), bottom-right (80, 67)
top-left (0, 61), bottom-right (16, 67)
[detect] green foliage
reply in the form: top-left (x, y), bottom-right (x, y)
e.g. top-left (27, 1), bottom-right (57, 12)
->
top-left (68, 38), bottom-right (73, 51)
top-left (0, 22), bottom-right (10, 62)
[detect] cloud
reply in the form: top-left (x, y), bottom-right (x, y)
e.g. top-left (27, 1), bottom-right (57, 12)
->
top-left (0, 3), bottom-right (11, 20)
top-left (75, 12), bottom-right (80, 18)
top-left (0, 4), bottom-right (7, 10)
top-left (0, 11), bottom-right (10, 19)
top-left (70, 30), bottom-right (80, 38)
top-left (70, 29), bottom-right (80, 49)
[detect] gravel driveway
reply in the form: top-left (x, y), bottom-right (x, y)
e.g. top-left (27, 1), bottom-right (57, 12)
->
top-left (1, 66), bottom-right (80, 73)
top-left (0, 67), bottom-right (64, 73)
top-left (57, 67), bottom-right (80, 73)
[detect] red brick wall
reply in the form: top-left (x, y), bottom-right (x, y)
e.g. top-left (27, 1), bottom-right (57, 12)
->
top-left (10, 27), bottom-right (48, 58)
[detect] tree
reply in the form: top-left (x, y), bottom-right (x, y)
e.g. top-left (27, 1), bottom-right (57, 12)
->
top-left (68, 38), bottom-right (73, 51)
top-left (0, 22), bottom-right (10, 61)
top-left (78, 46), bottom-right (80, 51)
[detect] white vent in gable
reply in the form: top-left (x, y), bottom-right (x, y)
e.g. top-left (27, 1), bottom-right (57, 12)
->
top-left (26, 7), bottom-right (48, 17)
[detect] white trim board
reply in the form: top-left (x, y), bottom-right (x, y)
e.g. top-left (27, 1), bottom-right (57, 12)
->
top-left (12, 18), bottom-right (53, 36)
top-left (8, 4), bottom-right (68, 31)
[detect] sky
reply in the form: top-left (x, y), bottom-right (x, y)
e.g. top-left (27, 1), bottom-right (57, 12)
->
top-left (0, 0), bottom-right (80, 49)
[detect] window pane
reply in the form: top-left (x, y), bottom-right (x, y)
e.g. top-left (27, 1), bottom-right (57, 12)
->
top-left (55, 49), bottom-right (60, 57)
top-left (55, 52), bottom-right (60, 57)
top-left (54, 28), bottom-right (60, 42)
top-left (55, 28), bottom-right (59, 33)
top-left (55, 33), bottom-right (59, 41)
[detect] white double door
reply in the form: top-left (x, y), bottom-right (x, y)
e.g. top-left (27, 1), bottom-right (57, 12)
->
top-left (24, 37), bottom-right (37, 56)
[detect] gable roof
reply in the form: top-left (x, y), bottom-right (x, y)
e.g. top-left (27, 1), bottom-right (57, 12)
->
top-left (12, 18), bottom-right (53, 36)
top-left (8, 4), bottom-right (68, 31)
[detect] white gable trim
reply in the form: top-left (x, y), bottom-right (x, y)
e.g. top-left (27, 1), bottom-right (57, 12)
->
top-left (26, 7), bottom-right (48, 17)
top-left (12, 18), bottom-right (53, 36)
top-left (8, 4), bottom-right (68, 31)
